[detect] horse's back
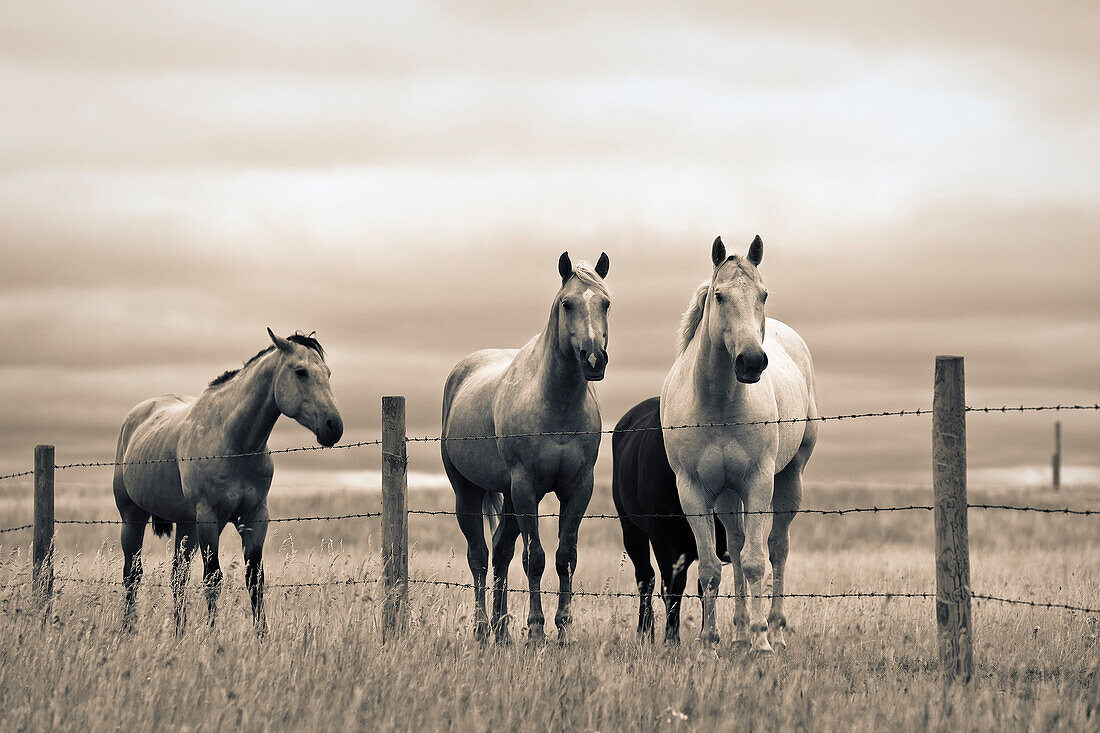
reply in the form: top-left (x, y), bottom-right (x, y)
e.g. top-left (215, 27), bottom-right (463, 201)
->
top-left (613, 398), bottom-right (678, 519)
top-left (114, 394), bottom-right (195, 519)
top-left (441, 348), bottom-right (518, 493)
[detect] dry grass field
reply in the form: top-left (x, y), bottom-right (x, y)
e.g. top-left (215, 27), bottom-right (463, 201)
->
top-left (1, 478), bottom-right (1097, 731)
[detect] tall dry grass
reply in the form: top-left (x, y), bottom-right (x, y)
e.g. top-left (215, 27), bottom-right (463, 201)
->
top-left (0, 480), bottom-right (1097, 730)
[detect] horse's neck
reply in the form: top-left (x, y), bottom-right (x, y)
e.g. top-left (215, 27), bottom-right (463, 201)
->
top-left (529, 306), bottom-right (586, 407)
top-left (690, 307), bottom-right (741, 411)
top-left (204, 352), bottom-right (282, 451)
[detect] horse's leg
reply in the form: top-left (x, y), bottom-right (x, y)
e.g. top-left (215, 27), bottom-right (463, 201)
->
top-left (768, 460), bottom-right (804, 650)
top-left (172, 522), bottom-right (197, 635)
top-left (676, 474), bottom-right (721, 644)
top-left (510, 468), bottom-right (546, 642)
top-left (239, 504), bottom-right (269, 637)
top-left (723, 498), bottom-right (749, 646)
top-left (716, 492), bottom-right (752, 649)
top-left (195, 503), bottom-right (223, 628)
top-left (490, 493), bottom-right (521, 644)
top-left (452, 481), bottom-right (490, 641)
top-left (119, 505), bottom-right (149, 631)
top-left (620, 517), bottom-right (654, 640)
top-left (736, 466), bottom-right (776, 654)
top-left (554, 470), bottom-right (593, 643)
top-left (653, 545), bottom-right (689, 644)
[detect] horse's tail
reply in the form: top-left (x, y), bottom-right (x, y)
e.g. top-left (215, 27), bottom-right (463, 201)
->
top-left (483, 492), bottom-right (504, 548)
top-left (151, 517), bottom-right (173, 538)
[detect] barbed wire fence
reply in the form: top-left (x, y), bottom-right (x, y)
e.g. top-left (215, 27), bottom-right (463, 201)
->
top-left (0, 367), bottom-right (1098, 677)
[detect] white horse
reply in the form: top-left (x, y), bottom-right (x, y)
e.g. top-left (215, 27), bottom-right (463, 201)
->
top-left (113, 329), bottom-right (343, 634)
top-left (661, 236), bottom-right (817, 653)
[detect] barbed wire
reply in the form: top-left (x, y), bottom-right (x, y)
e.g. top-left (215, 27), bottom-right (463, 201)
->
top-left (7, 576), bottom-right (381, 590)
top-left (2, 500), bottom-right (1097, 536)
top-left (410, 580), bottom-right (1100, 613)
top-left (1, 575), bottom-right (1095, 615)
top-left (0, 523), bottom-right (33, 535)
top-left (966, 404), bottom-right (1100, 414)
top-left (43, 512), bottom-right (384, 527)
top-left (409, 505), bottom-right (938, 520)
top-left (414, 408), bottom-right (933, 444)
top-left (971, 593), bottom-right (1100, 614)
top-left (50, 438), bottom-right (383, 472)
top-left (0, 402), bottom-right (1096, 482)
top-left (407, 578), bottom-right (936, 601)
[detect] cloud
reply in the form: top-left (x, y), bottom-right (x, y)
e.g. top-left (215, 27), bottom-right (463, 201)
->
top-left (0, 3), bottom-right (1096, 485)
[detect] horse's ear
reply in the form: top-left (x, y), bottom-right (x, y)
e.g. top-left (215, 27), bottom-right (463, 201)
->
top-left (711, 236), bottom-right (726, 267)
top-left (747, 235), bottom-right (763, 266)
top-left (267, 327), bottom-right (293, 353)
top-left (558, 252), bottom-right (573, 284)
top-left (595, 252), bottom-right (610, 279)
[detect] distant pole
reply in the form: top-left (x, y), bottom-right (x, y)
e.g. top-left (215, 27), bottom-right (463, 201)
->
top-left (933, 356), bottom-right (973, 684)
top-left (1052, 421), bottom-right (1061, 492)
top-left (33, 445), bottom-right (55, 600)
top-left (381, 396), bottom-right (408, 641)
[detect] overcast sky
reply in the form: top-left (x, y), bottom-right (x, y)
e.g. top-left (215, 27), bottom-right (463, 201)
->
top-left (1, 1), bottom-right (1098, 487)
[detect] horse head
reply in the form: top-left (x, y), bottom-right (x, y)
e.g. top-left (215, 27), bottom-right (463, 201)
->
top-left (267, 328), bottom-right (344, 446)
top-left (556, 251), bottom-right (611, 381)
top-left (708, 236), bottom-right (769, 384)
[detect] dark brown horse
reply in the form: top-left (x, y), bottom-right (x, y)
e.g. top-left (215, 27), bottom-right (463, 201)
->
top-left (612, 396), bottom-right (729, 642)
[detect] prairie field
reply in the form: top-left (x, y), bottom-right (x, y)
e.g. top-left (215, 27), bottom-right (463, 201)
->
top-left (0, 479), bottom-right (1097, 731)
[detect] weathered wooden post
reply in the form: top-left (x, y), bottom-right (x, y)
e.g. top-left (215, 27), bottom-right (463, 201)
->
top-left (1052, 421), bottom-right (1061, 492)
top-left (933, 356), bottom-right (973, 684)
top-left (33, 444), bottom-right (55, 600)
top-left (381, 396), bottom-right (408, 641)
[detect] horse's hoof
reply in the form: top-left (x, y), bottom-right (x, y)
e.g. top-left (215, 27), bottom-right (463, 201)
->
top-left (700, 632), bottom-right (721, 646)
top-left (768, 628), bottom-right (787, 651)
top-left (495, 632), bottom-right (514, 647)
top-left (526, 627), bottom-right (546, 646)
top-left (750, 634), bottom-right (774, 655)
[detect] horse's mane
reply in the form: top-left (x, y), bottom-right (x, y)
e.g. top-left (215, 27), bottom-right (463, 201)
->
top-left (567, 262), bottom-right (611, 297)
top-left (209, 332), bottom-right (325, 387)
top-left (677, 280), bottom-right (712, 353)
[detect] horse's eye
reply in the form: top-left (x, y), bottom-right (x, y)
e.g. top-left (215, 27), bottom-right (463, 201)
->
top-left (714, 292), bottom-right (724, 303)
top-left (561, 299), bottom-right (573, 311)
top-left (295, 368), bottom-right (308, 378)
top-left (762, 291), bottom-right (769, 302)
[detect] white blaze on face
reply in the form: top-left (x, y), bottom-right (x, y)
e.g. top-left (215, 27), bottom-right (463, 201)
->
top-left (582, 288), bottom-right (597, 345)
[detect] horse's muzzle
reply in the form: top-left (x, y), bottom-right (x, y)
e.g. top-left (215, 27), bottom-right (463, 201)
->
top-left (734, 349), bottom-right (768, 384)
top-left (316, 416), bottom-right (344, 447)
top-left (580, 349), bottom-right (607, 381)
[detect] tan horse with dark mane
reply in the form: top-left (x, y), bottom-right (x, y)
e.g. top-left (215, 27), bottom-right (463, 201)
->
top-left (113, 329), bottom-right (343, 634)
top-left (442, 252), bottom-right (611, 643)
top-left (661, 237), bottom-right (817, 653)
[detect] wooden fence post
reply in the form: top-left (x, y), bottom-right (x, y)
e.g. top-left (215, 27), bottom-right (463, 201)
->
top-left (1052, 421), bottom-right (1061, 492)
top-left (33, 444), bottom-right (54, 600)
top-left (933, 356), bottom-right (973, 684)
top-left (381, 396), bottom-right (408, 641)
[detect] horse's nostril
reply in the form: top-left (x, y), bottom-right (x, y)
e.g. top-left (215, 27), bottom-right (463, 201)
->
top-left (735, 354), bottom-right (746, 372)
top-left (326, 418), bottom-right (338, 431)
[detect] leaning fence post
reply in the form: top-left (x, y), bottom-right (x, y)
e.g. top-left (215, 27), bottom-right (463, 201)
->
top-left (381, 396), bottom-right (408, 641)
top-left (33, 444), bottom-right (55, 600)
top-left (933, 356), bottom-right (973, 684)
